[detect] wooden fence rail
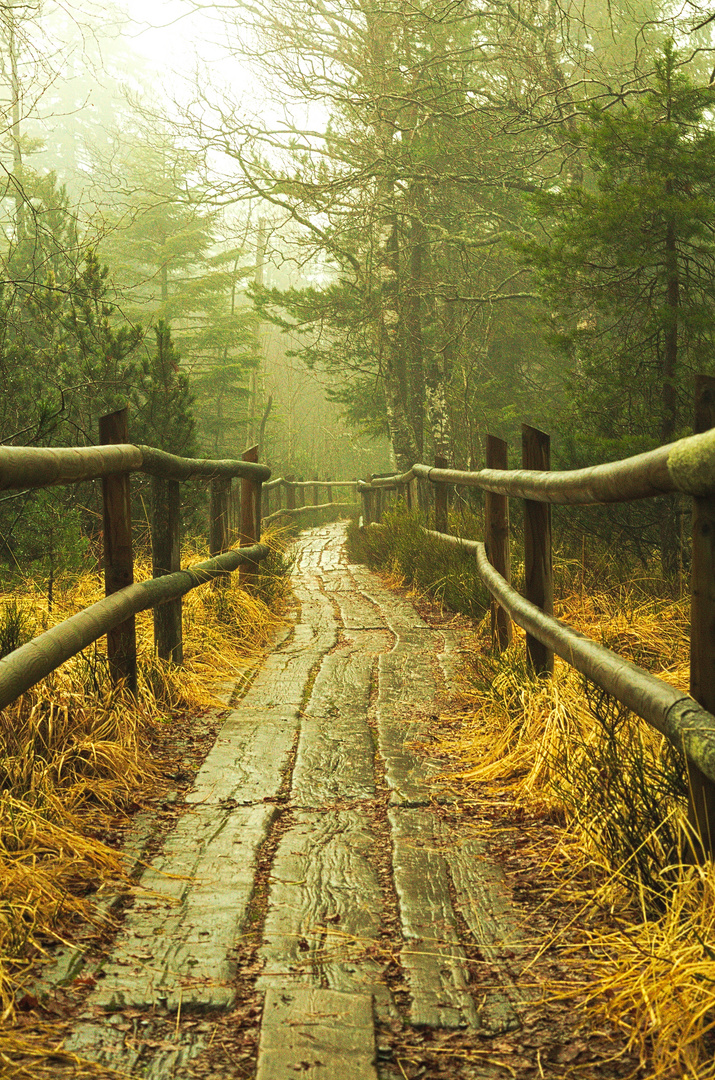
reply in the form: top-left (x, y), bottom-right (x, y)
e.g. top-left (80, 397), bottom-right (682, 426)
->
top-left (0, 407), bottom-right (274, 705)
top-left (0, 411), bottom-right (359, 712)
top-left (358, 378), bottom-right (715, 858)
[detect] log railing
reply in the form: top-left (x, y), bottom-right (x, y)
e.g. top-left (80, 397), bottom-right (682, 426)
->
top-left (0, 408), bottom-right (270, 705)
top-left (260, 477), bottom-right (358, 525)
top-left (358, 376), bottom-right (715, 858)
top-left (0, 410), bottom-right (358, 711)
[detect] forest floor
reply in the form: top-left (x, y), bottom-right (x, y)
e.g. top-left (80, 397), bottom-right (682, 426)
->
top-left (9, 520), bottom-right (660, 1080)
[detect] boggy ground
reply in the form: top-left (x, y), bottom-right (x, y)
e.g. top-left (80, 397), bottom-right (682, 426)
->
top-left (20, 522), bottom-right (648, 1080)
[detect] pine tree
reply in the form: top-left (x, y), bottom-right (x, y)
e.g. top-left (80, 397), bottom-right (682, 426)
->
top-left (131, 322), bottom-right (197, 456)
top-left (523, 44), bottom-right (715, 452)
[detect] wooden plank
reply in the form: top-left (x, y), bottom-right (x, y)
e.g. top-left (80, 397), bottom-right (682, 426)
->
top-left (64, 1022), bottom-right (204, 1079)
top-left (485, 434), bottom-right (512, 651)
top-left (91, 804), bottom-right (275, 1010)
top-left (99, 408), bottom-right (137, 693)
top-left (389, 807), bottom-right (480, 1028)
top-left (522, 425), bottom-right (553, 675)
top-left (242, 650), bottom-right (327, 709)
top-left (377, 641), bottom-right (444, 803)
top-left (349, 566), bottom-right (433, 633)
top-left (186, 706), bottom-right (300, 806)
top-left (292, 649), bottom-right (377, 805)
top-left (443, 827), bottom-right (531, 1033)
top-left (257, 987), bottom-right (378, 1080)
top-left (258, 810), bottom-right (392, 1013)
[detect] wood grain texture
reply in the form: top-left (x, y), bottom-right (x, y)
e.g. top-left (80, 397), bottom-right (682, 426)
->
top-left (377, 642), bottom-right (443, 803)
top-left (443, 826), bottom-right (531, 1032)
top-left (389, 807), bottom-right (479, 1028)
top-left (257, 987), bottom-right (377, 1080)
top-left (258, 810), bottom-right (392, 1010)
top-left (186, 707), bottom-right (300, 806)
top-left (292, 650), bottom-right (376, 805)
top-left (92, 804), bottom-right (275, 1009)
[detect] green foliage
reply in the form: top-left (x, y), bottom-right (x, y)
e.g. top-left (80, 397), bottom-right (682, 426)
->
top-left (347, 508), bottom-right (488, 618)
top-left (522, 43), bottom-right (715, 451)
top-left (131, 322), bottom-right (197, 456)
top-left (0, 600), bottom-right (35, 660)
top-left (553, 681), bottom-right (688, 911)
top-left (96, 131), bottom-right (258, 457)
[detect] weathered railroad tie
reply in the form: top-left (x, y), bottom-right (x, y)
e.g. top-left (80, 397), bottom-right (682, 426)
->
top-left (63, 521), bottom-right (529, 1078)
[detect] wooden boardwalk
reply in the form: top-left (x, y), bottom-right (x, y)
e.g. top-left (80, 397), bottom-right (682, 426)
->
top-left (63, 522), bottom-right (529, 1078)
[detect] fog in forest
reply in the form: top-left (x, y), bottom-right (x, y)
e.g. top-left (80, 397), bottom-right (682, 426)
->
top-left (1, 0), bottom-right (714, 569)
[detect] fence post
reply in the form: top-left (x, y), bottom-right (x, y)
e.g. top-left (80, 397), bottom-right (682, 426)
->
top-left (688, 375), bottom-right (715, 859)
top-left (313, 475), bottom-right (320, 506)
top-left (485, 435), bottom-right (512, 651)
top-left (371, 476), bottom-right (383, 523)
top-left (263, 484), bottom-right (271, 519)
top-left (405, 479), bottom-right (413, 511)
top-left (99, 408), bottom-right (137, 694)
top-left (286, 476), bottom-right (296, 511)
top-left (209, 477), bottom-right (230, 557)
top-left (209, 472), bottom-right (231, 591)
top-left (361, 480), bottom-right (371, 525)
top-left (240, 444), bottom-right (261, 587)
top-left (522, 424), bottom-right (553, 675)
top-left (296, 478), bottom-right (305, 509)
top-left (434, 455), bottom-right (449, 533)
top-left (151, 476), bottom-right (183, 664)
top-left (326, 478), bottom-right (332, 504)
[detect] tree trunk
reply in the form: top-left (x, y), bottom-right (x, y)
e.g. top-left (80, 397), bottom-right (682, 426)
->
top-left (661, 212), bottom-right (679, 576)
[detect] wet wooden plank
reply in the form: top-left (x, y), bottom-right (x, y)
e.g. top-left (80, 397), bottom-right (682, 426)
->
top-left (258, 810), bottom-right (393, 1012)
top-left (349, 566), bottom-right (433, 633)
top-left (257, 987), bottom-right (378, 1080)
top-left (335, 588), bottom-right (390, 631)
top-left (241, 650), bottom-right (326, 709)
top-left (389, 807), bottom-right (479, 1029)
top-left (186, 707), bottom-right (299, 806)
top-left (92, 804), bottom-right (275, 1010)
top-left (377, 643), bottom-right (444, 803)
top-left (65, 1020), bottom-right (205, 1079)
top-left (292, 651), bottom-right (376, 805)
top-left (445, 828), bottom-right (532, 1032)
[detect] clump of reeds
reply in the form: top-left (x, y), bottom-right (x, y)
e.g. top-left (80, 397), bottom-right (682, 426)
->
top-left (0, 532), bottom-right (290, 1066)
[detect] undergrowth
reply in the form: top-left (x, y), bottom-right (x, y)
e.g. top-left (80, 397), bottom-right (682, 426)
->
top-left (351, 504), bottom-right (715, 1078)
top-left (347, 507), bottom-right (488, 617)
top-left (0, 532), bottom-right (290, 1076)
top-left (447, 580), bottom-right (714, 1078)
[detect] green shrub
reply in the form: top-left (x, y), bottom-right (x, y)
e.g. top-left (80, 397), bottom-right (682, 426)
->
top-left (346, 508), bottom-right (488, 618)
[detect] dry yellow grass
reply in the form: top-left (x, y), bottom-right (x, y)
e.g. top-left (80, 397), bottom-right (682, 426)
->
top-left (436, 574), bottom-right (715, 1079)
top-left (0, 535), bottom-right (290, 1073)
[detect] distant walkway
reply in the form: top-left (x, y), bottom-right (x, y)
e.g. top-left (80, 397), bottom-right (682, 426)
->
top-left (64, 522), bottom-right (529, 1078)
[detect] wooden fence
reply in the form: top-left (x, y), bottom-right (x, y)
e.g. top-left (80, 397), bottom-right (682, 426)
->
top-left (358, 376), bottom-right (715, 858)
top-left (257, 476), bottom-right (358, 525)
top-left (0, 408), bottom-right (273, 708)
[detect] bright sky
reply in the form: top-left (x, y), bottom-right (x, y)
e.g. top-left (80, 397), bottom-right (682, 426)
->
top-left (123, 0), bottom-right (243, 86)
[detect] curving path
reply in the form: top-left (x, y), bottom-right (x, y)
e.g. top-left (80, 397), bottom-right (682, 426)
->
top-left (63, 522), bottom-right (529, 1079)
